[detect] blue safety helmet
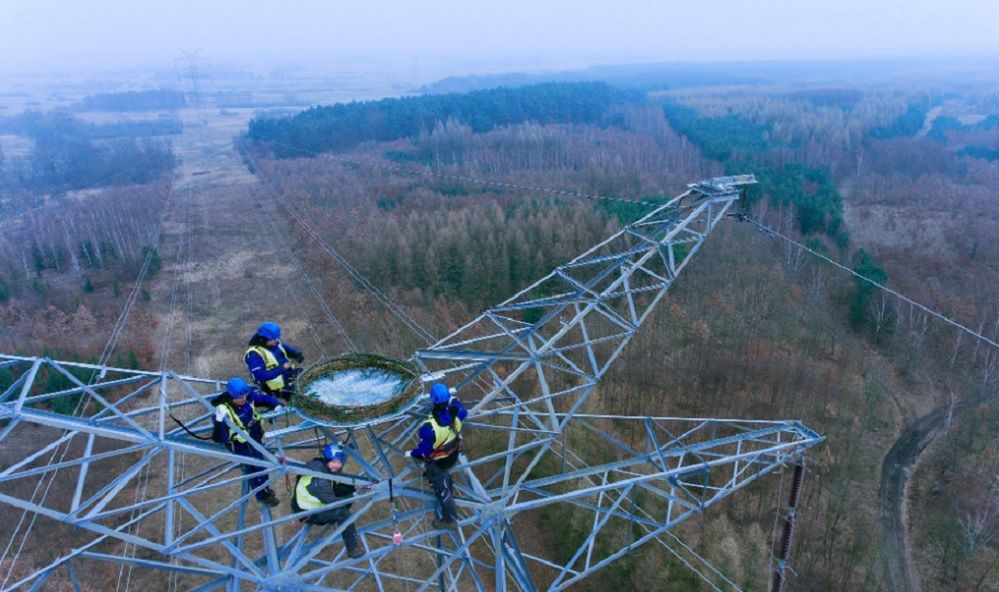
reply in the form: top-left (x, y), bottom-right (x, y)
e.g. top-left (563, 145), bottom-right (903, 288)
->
top-left (257, 321), bottom-right (281, 341)
top-left (226, 377), bottom-right (250, 398)
top-left (429, 383), bottom-right (451, 405)
top-left (322, 443), bottom-right (345, 462)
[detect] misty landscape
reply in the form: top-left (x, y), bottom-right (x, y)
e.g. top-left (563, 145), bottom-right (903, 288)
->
top-left (1, 1), bottom-right (998, 591)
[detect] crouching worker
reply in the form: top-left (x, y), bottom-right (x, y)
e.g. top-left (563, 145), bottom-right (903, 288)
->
top-left (244, 321), bottom-right (304, 402)
top-left (211, 377), bottom-right (282, 507)
top-left (409, 383), bottom-right (468, 530)
top-left (292, 443), bottom-right (364, 559)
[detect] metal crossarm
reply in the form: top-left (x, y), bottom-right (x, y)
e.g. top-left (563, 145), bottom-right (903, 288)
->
top-left (0, 174), bottom-right (822, 591)
top-left (413, 181), bottom-right (743, 426)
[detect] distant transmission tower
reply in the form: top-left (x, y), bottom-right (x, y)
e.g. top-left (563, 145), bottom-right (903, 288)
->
top-left (176, 49), bottom-right (209, 139)
top-left (0, 176), bottom-right (821, 591)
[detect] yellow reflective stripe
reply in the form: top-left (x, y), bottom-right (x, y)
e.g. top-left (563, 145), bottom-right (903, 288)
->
top-left (295, 475), bottom-right (325, 509)
top-left (222, 402), bottom-right (262, 443)
top-left (246, 344), bottom-right (287, 390)
top-left (429, 415), bottom-right (462, 458)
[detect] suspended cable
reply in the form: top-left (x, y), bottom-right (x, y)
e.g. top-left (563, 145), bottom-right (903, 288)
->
top-left (0, 173), bottom-right (179, 590)
top-left (282, 200), bottom-right (434, 344)
top-left (248, 151), bottom-right (435, 346)
top-left (169, 134), bottom-right (201, 592)
top-left (275, 246), bottom-right (335, 357)
top-left (120, 184), bottom-right (197, 592)
top-left (253, 194), bottom-right (353, 355)
top-left (744, 215), bottom-right (999, 350)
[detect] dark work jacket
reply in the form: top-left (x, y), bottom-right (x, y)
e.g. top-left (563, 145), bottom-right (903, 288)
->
top-left (410, 398), bottom-right (468, 459)
top-left (210, 390), bottom-right (280, 445)
top-left (244, 334), bottom-right (303, 386)
top-left (303, 458), bottom-right (357, 504)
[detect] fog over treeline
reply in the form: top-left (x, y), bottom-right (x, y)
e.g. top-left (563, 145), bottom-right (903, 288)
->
top-left (2, 2), bottom-right (999, 591)
top-left (2, 0), bottom-right (999, 78)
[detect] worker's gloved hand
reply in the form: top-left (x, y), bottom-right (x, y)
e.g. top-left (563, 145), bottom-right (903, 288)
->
top-left (295, 353), bottom-right (305, 363)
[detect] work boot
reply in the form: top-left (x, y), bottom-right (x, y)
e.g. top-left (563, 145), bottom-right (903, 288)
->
top-left (259, 490), bottom-right (280, 507)
top-left (346, 545), bottom-right (364, 559)
top-left (432, 517), bottom-right (459, 531)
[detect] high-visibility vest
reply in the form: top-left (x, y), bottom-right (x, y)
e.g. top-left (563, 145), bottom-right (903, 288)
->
top-left (295, 475), bottom-right (325, 509)
top-left (245, 343), bottom-right (290, 391)
top-left (218, 402), bottom-right (262, 444)
top-left (427, 413), bottom-right (462, 460)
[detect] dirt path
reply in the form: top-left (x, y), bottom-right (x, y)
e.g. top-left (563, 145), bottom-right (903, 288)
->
top-left (146, 106), bottom-right (342, 379)
top-left (879, 390), bottom-right (991, 592)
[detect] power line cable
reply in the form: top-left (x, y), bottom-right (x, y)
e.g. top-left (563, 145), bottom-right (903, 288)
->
top-left (120, 183), bottom-right (195, 592)
top-left (254, 192), bottom-right (353, 355)
top-left (263, 137), bottom-right (996, 358)
top-left (743, 215), bottom-right (999, 350)
top-left (0, 173), bottom-right (178, 589)
top-left (283, 199), bottom-right (434, 344)
top-left (269, 229), bottom-right (335, 358)
top-left (169, 130), bottom-right (201, 592)
top-left (247, 151), bottom-right (435, 346)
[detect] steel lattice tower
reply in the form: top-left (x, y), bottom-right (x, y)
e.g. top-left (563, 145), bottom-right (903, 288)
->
top-left (0, 175), bottom-right (822, 591)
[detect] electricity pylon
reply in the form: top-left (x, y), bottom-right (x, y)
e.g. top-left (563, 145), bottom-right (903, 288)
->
top-left (0, 175), bottom-right (822, 591)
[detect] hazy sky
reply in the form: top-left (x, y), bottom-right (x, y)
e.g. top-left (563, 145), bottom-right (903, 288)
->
top-left (2, 0), bottom-right (998, 76)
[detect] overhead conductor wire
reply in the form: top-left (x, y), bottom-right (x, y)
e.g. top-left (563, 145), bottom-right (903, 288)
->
top-left (0, 172), bottom-right (178, 590)
top-left (248, 151), bottom-right (432, 346)
top-left (119, 180), bottom-right (196, 592)
top-left (744, 215), bottom-right (999, 350)
top-left (255, 137), bottom-right (988, 590)
top-left (273, 138), bottom-right (995, 356)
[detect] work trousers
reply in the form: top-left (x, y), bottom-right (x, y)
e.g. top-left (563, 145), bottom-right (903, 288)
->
top-left (232, 440), bottom-right (271, 500)
top-left (426, 458), bottom-right (457, 522)
top-left (304, 505), bottom-right (360, 550)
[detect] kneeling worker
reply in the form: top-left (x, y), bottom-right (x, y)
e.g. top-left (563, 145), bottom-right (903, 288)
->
top-left (244, 321), bottom-right (304, 402)
top-left (212, 377), bottom-right (282, 507)
top-left (409, 383), bottom-right (468, 530)
top-left (292, 443), bottom-right (364, 558)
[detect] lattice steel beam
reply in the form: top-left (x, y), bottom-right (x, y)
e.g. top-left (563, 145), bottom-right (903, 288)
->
top-left (0, 175), bottom-right (823, 591)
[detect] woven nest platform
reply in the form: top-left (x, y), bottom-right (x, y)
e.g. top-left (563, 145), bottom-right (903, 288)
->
top-left (292, 353), bottom-right (421, 425)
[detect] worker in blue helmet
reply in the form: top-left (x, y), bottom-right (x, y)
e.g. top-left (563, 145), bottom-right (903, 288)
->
top-left (292, 441), bottom-right (364, 558)
top-left (210, 377), bottom-right (283, 507)
top-left (409, 383), bottom-right (468, 530)
top-left (244, 321), bottom-right (304, 402)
